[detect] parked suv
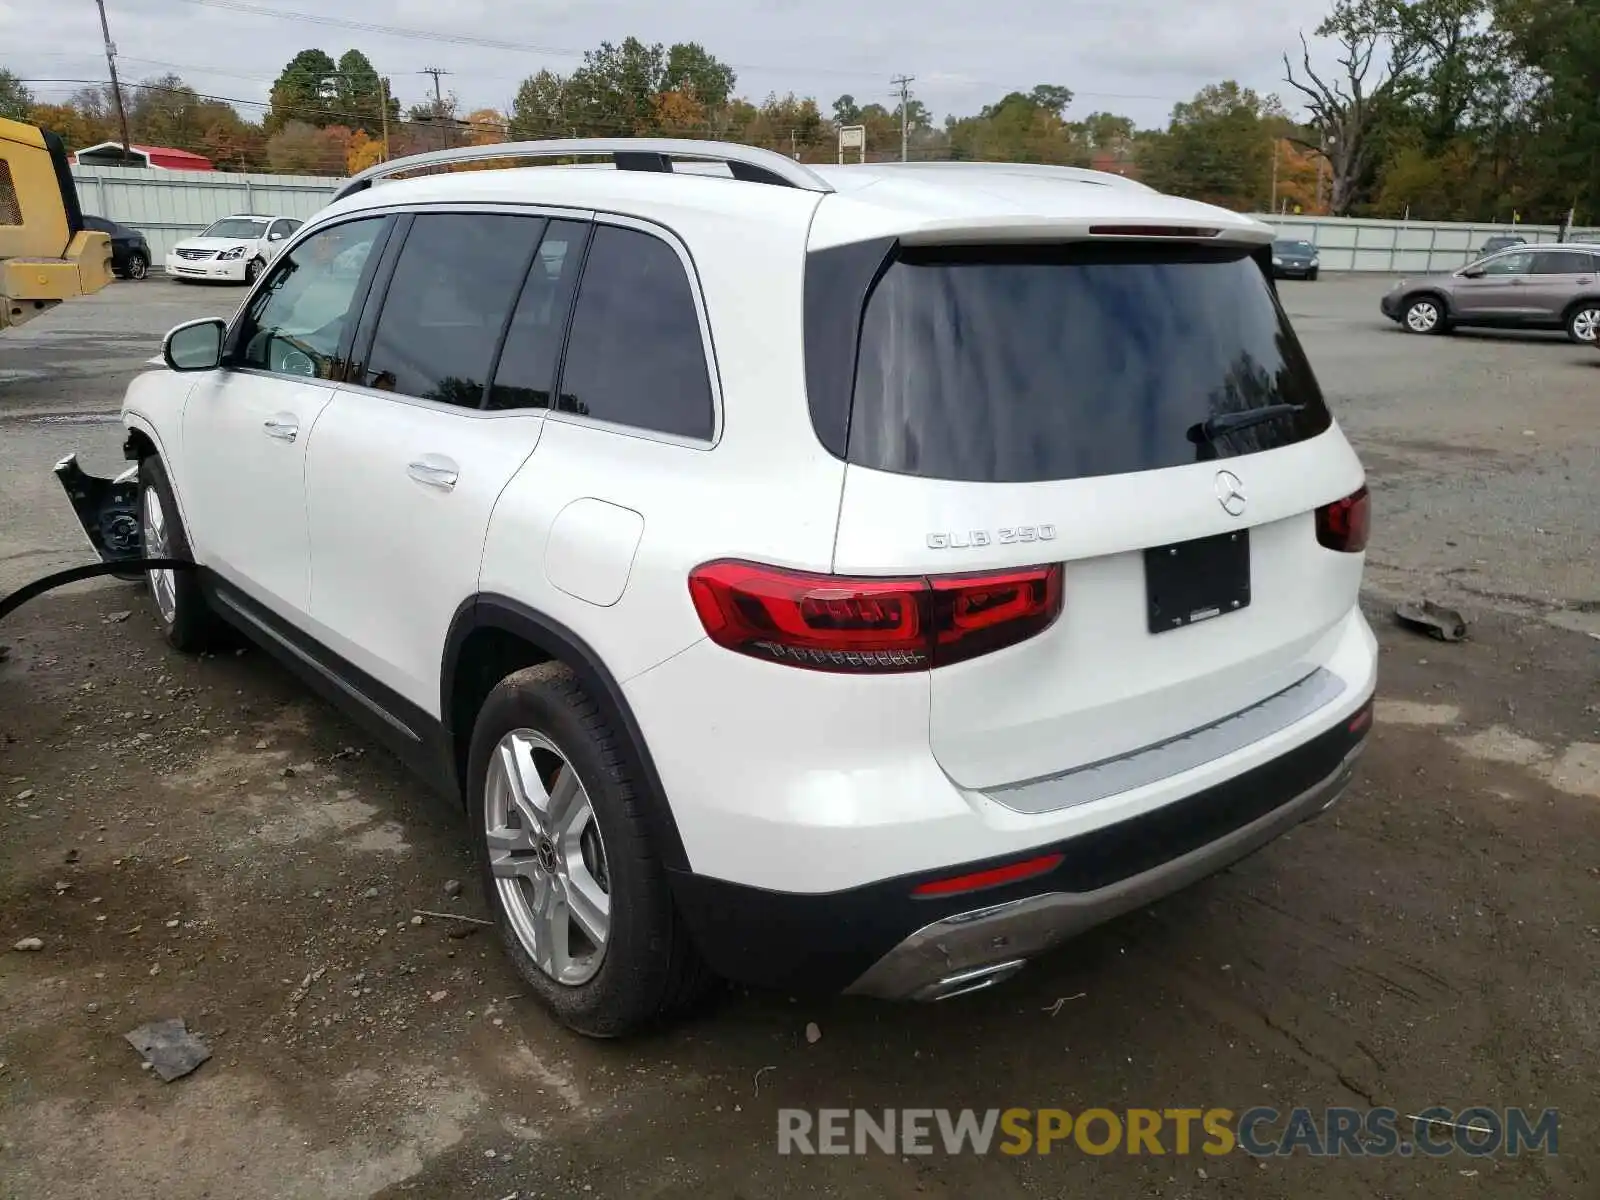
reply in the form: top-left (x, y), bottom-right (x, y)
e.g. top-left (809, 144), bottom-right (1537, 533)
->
top-left (1381, 243), bottom-right (1600, 343)
top-left (62, 140), bottom-right (1376, 1036)
top-left (165, 213), bottom-right (302, 284)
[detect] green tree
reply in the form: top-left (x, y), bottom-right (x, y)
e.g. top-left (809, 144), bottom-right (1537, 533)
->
top-left (268, 49), bottom-right (339, 132)
top-left (946, 87), bottom-right (1086, 164)
top-left (564, 37), bottom-right (666, 135)
top-left (661, 42), bottom-right (736, 109)
top-left (332, 49), bottom-right (395, 135)
top-left (1140, 81), bottom-right (1285, 209)
top-left (509, 69), bottom-right (571, 139)
top-left (0, 68), bottom-right (34, 121)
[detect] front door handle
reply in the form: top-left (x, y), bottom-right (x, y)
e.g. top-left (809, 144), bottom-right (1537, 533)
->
top-left (407, 455), bottom-right (460, 492)
top-left (263, 415), bottom-right (299, 442)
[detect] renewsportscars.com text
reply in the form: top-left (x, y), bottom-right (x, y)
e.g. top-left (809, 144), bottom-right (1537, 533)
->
top-left (777, 1106), bottom-right (1559, 1158)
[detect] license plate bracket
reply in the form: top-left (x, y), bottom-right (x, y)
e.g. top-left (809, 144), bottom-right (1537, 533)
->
top-left (1144, 529), bottom-right (1251, 633)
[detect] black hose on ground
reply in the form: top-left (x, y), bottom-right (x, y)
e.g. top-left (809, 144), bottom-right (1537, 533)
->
top-left (0, 559), bottom-right (195, 624)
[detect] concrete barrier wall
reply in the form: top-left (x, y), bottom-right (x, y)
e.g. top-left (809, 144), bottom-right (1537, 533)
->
top-left (72, 165), bottom-right (1598, 274)
top-left (1250, 214), bottom-right (1600, 274)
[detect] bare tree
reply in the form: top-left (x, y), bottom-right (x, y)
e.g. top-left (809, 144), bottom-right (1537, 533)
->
top-left (1283, 0), bottom-right (1423, 214)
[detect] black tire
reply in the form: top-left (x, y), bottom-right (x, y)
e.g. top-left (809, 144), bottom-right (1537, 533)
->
top-left (126, 251), bottom-right (149, 280)
top-left (1402, 294), bottom-right (1449, 335)
top-left (1565, 301), bottom-right (1599, 346)
top-left (467, 662), bottom-right (710, 1037)
top-left (137, 456), bottom-right (219, 653)
top-left (245, 257), bottom-right (265, 285)
top-left (1308, 268), bottom-right (1319, 282)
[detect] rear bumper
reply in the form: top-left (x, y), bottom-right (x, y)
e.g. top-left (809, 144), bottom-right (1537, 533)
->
top-left (668, 694), bottom-right (1372, 997)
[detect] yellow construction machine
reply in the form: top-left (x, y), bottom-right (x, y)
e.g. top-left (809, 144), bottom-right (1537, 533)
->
top-left (1, 115), bottom-right (114, 331)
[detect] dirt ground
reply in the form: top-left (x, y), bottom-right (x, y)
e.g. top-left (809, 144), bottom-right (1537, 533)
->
top-left (2, 276), bottom-right (1598, 1198)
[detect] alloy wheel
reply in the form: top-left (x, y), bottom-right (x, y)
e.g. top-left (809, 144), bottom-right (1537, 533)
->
top-left (142, 485), bottom-right (177, 625)
top-left (485, 729), bottom-right (611, 986)
top-left (1405, 300), bottom-right (1439, 333)
top-left (1572, 306), bottom-right (1599, 344)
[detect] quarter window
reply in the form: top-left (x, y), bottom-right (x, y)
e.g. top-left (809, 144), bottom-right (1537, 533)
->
top-left (361, 213), bottom-right (545, 408)
top-left (556, 223), bottom-right (714, 440)
top-left (487, 220), bottom-right (590, 411)
top-left (232, 217), bottom-right (385, 380)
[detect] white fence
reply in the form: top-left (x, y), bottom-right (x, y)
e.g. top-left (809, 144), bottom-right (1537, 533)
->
top-left (1251, 214), bottom-right (1600, 274)
top-left (71, 165), bottom-right (1599, 275)
top-left (72, 166), bottom-right (340, 262)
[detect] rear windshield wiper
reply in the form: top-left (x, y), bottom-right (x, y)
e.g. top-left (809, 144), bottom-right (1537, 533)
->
top-left (1187, 403), bottom-right (1306, 445)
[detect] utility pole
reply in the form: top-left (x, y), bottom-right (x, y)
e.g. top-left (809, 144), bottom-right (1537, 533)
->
top-left (93, 0), bottom-right (134, 166)
top-left (891, 74), bottom-right (915, 162)
top-left (421, 66), bottom-right (451, 149)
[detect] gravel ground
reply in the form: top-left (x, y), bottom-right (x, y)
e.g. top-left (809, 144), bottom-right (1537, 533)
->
top-left (1, 274), bottom-right (1598, 1199)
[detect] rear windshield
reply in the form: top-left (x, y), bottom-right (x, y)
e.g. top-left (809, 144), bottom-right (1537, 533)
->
top-left (845, 243), bottom-right (1332, 483)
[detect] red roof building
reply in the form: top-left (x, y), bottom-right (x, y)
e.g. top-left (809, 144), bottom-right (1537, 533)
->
top-left (72, 142), bottom-right (215, 171)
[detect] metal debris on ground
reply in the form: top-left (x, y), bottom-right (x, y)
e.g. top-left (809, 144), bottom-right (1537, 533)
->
top-left (413, 908), bottom-right (492, 926)
top-left (1394, 599), bottom-right (1468, 642)
top-left (1043, 992), bottom-right (1087, 1016)
top-left (124, 1018), bottom-right (211, 1082)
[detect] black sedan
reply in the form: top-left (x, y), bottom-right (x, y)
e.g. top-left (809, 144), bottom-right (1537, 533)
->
top-left (84, 215), bottom-right (152, 280)
top-left (1271, 238), bottom-right (1320, 280)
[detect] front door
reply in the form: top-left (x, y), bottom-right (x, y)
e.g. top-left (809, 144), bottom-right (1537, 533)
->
top-left (1452, 249), bottom-right (1537, 321)
top-left (304, 211), bottom-right (585, 713)
top-left (178, 215), bottom-right (391, 619)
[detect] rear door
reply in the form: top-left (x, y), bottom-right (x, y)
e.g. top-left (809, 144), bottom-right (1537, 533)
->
top-left (826, 240), bottom-right (1366, 791)
top-left (1526, 249), bottom-right (1597, 320)
top-left (303, 211), bottom-right (586, 712)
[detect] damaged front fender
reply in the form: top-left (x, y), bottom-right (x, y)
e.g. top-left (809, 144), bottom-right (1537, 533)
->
top-left (54, 453), bottom-right (146, 581)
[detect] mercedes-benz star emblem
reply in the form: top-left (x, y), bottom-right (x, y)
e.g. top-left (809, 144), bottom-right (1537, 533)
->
top-left (1214, 469), bottom-right (1247, 517)
top-left (534, 836), bottom-right (561, 875)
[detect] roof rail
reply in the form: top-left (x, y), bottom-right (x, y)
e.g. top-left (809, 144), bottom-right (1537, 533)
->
top-left (332, 138), bottom-right (835, 202)
top-left (849, 161), bottom-right (1154, 190)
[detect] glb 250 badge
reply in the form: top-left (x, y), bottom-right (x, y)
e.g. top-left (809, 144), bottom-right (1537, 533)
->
top-left (927, 525), bottom-right (1057, 549)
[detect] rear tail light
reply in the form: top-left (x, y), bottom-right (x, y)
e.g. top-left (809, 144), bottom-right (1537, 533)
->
top-left (688, 560), bottom-right (1064, 673)
top-left (1316, 485), bottom-right (1370, 553)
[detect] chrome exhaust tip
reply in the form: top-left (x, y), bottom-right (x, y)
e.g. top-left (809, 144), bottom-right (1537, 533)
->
top-left (913, 958), bottom-right (1027, 1002)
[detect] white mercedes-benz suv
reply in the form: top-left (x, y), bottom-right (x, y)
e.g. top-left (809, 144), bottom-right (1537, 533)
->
top-left (60, 139), bottom-right (1377, 1036)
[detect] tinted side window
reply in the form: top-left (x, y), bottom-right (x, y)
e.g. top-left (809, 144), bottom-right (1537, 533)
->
top-left (362, 213), bottom-right (545, 408)
top-left (1480, 251), bottom-right (1534, 275)
top-left (233, 217), bottom-right (385, 380)
top-left (556, 224), bottom-right (714, 440)
top-left (1532, 251), bottom-right (1593, 275)
top-left (488, 220), bottom-right (589, 411)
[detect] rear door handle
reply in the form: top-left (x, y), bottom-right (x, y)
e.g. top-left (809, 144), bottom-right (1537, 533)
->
top-left (407, 455), bottom-right (459, 492)
top-left (263, 415), bottom-right (299, 442)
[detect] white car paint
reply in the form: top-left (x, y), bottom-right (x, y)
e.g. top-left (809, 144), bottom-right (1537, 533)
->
top-left (164, 214), bottom-right (301, 282)
top-left (124, 147), bottom-right (1376, 916)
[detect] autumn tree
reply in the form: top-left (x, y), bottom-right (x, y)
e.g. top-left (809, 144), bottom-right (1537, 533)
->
top-left (508, 69), bottom-right (570, 139)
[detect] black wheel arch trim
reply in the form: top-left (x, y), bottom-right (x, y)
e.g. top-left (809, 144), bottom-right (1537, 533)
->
top-left (442, 594), bottom-right (692, 872)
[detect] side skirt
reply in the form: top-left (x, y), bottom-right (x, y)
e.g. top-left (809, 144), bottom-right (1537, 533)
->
top-left (201, 575), bottom-right (460, 806)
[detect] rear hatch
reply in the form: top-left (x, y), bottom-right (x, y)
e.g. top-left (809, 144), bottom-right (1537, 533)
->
top-left (821, 238), bottom-right (1367, 793)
